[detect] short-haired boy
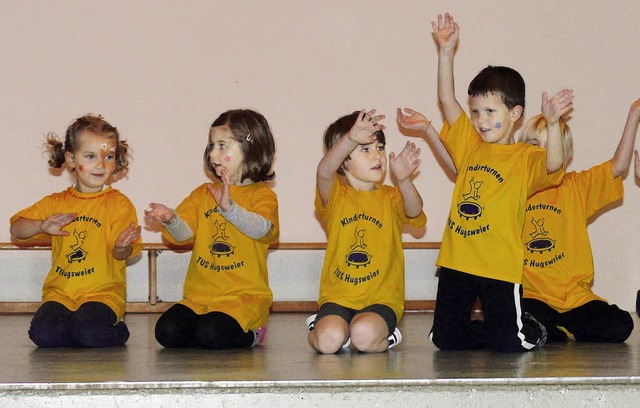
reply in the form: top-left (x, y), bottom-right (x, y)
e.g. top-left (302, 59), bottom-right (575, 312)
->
top-left (308, 110), bottom-right (427, 354)
top-left (429, 13), bottom-right (571, 352)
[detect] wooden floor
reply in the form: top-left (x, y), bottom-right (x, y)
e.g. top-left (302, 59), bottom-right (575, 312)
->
top-left (1, 312), bottom-right (639, 389)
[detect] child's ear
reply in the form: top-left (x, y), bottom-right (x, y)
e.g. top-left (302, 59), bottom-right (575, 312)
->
top-left (510, 105), bottom-right (523, 123)
top-left (64, 151), bottom-right (75, 169)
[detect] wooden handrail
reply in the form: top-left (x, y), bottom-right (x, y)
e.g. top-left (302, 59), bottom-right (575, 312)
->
top-left (0, 241), bottom-right (441, 312)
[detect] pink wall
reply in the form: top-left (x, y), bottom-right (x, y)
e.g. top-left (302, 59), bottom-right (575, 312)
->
top-left (1, 1), bottom-right (639, 307)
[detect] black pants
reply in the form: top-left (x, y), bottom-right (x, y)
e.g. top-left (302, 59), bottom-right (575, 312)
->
top-left (29, 301), bottom-right (129, 348)
top-left (155, 303), bottom-right (255, 349)
top-left (430, 267), bottom-right (545, 352)
top-left (522, 298), bottom-right (633, 343)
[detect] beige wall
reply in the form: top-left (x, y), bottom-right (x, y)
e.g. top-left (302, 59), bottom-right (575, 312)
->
top-left (1, 1), bottom-right (639, 307)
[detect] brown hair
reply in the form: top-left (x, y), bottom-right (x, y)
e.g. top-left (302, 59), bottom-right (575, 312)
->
top-left (323, 111), bottom-right (386, 175)
top-left (46, 114), bottom-right (129, 174)
top-left (204, 109), bottom-right (275, 182)
top-left (468, 65), bottom-right (525, 110)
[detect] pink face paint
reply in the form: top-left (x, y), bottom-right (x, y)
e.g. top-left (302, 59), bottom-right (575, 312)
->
top-left (495, 122), bottom-right (502, 129)
top-left (224, 155), bottom-right (231, 163)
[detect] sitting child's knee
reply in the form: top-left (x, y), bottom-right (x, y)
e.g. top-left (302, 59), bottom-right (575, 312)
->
top-left (311, 327), bottom-right (348, 354)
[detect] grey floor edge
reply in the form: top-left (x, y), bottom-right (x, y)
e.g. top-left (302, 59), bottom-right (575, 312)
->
top-left (1, 312), bottom-right (639, 392)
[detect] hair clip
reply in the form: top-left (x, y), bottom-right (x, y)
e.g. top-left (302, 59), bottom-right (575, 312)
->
top-left (245, 133), bottom-right (252, 142)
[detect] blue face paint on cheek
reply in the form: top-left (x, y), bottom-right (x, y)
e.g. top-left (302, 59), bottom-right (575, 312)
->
top-left (495, 122), bottom-right (502, 129)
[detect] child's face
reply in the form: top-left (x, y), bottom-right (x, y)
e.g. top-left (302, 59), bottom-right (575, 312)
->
top-left (64, 131), bottom-right (116, 193)
top-left (343, 140), bottom-right (387, 191)
top-left (523, 127), bottom-right (548, 150)
top-left (208, 125), bottom-right (245, 184)
top-left (469, 93), bottom-right (520, 145)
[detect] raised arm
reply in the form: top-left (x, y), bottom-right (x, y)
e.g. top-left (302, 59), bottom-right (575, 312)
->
top-left (397, 107), bottom-right (457, 175)
top-left (389, 141), bottom-right (424, 218)
top-left (542, 89), bottom-right (574, 173)
top-left (431, 13), bottom-right (463, 124)
top-left (611, 98), bottom-right (640, 177)
top-left (316, 109), bottom-right (384, 205)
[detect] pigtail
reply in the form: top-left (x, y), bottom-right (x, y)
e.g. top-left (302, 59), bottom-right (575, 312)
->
top-left (114, 139), bottom-right (130, 175)
top-left (45, 132), bottom-right (67, 168)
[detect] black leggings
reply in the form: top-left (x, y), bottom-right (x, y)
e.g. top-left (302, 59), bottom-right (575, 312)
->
top-left (29, 301), bottom-right (129, 348)
top-left (155, 303), bottom-right (255, 349)
top-left (522, 298), bottom-right (633, 343)
top-left (430, 268), bottom-right (545, 352)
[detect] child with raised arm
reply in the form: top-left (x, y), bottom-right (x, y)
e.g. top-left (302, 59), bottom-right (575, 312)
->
top-left (10, 115), bottom-right (141, 348)
top-left (145, 109), bottom-right (279, 349)
top-left (307, 109), bottom-right (426, 354)
top-left (428, 13), bottom-right (571, 352)
top-left (520, 99), bottom-right (640, 343)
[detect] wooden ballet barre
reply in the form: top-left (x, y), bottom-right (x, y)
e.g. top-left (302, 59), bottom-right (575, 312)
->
top-left (0, 241), bottom-right (441, 313)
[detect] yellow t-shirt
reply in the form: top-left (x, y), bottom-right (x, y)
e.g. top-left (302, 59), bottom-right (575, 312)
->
top-left (164, 182), bottom-right (279, 332)
top-left (10, 187), bottom-right (141, 320)
top-left (436, 112), bottom-right (564, 284)
top-left (522, 160), bottom-right (623, 311)
top-left (315, 177), bottom-right (427, 321)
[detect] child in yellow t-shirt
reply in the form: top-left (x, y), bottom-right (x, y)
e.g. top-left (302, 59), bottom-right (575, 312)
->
top-left (424, 13), bottom-right (571, 352)
top-left (10, 114), bottom-right (141, 347)
top-left (519, 98), bottom-right (640, 342)
top-left (307, 109), bottom-right (426, 354)
top-left (145, 109), bottom-right (279, 349)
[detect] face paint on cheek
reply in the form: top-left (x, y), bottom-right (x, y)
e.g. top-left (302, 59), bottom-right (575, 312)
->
top-left (495, 122), bottom-right (502, 129)
top-left (78, 165), bottom-right (84, 172)
top-left (224, 155), bottom-right (231, 163)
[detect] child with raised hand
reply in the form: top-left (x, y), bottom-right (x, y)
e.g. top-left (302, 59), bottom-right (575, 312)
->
top-left (145, 109), bottom-right (279, 349)
top-left (10, 114), bottom-right (141, 348)
top-left (520, 98), bottom-right (640, 343)
top-left (428, 12), bottom-right (571, 352)
top-left (307, 109), bottom-right (427, 354)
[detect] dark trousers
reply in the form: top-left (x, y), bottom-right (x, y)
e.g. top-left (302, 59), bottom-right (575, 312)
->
top-left (29, 301), bottom-right (129, 348)
top-left (430, 267), bottom-right (545, 352)
top-left (522, 298), bottom-right (633, 343)
top-left (155, 303), bottom-right (255, 349)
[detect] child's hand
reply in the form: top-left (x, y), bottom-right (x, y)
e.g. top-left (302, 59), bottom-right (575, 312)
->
top-left (397, 108), bottom-right (431, 132)
top-left (115, 222), bottom-right (141, 249)
top-left (542, 89), bottom-right (574, 125)
top-left (40, 213), bottom-right (77, 236)
top-left (144, 203), bottom-right (174, 223)
top-left (207, 168), bottom-right (231, 211)
top-left (390, 141), bottom-right (421, 182)
top-left (635, 150), bottom-right (640, 180)
top-left (431, 13), bottom-right (459, 50)
top-left (348, 109), bottom-right (385, 145)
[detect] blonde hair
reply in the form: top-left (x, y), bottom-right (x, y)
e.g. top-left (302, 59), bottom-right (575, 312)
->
top-left (520, 114), bottom-right (573, 162)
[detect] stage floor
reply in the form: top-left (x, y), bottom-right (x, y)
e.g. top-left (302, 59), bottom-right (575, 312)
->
top-left (1, 312), bottom-right (639, 389)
